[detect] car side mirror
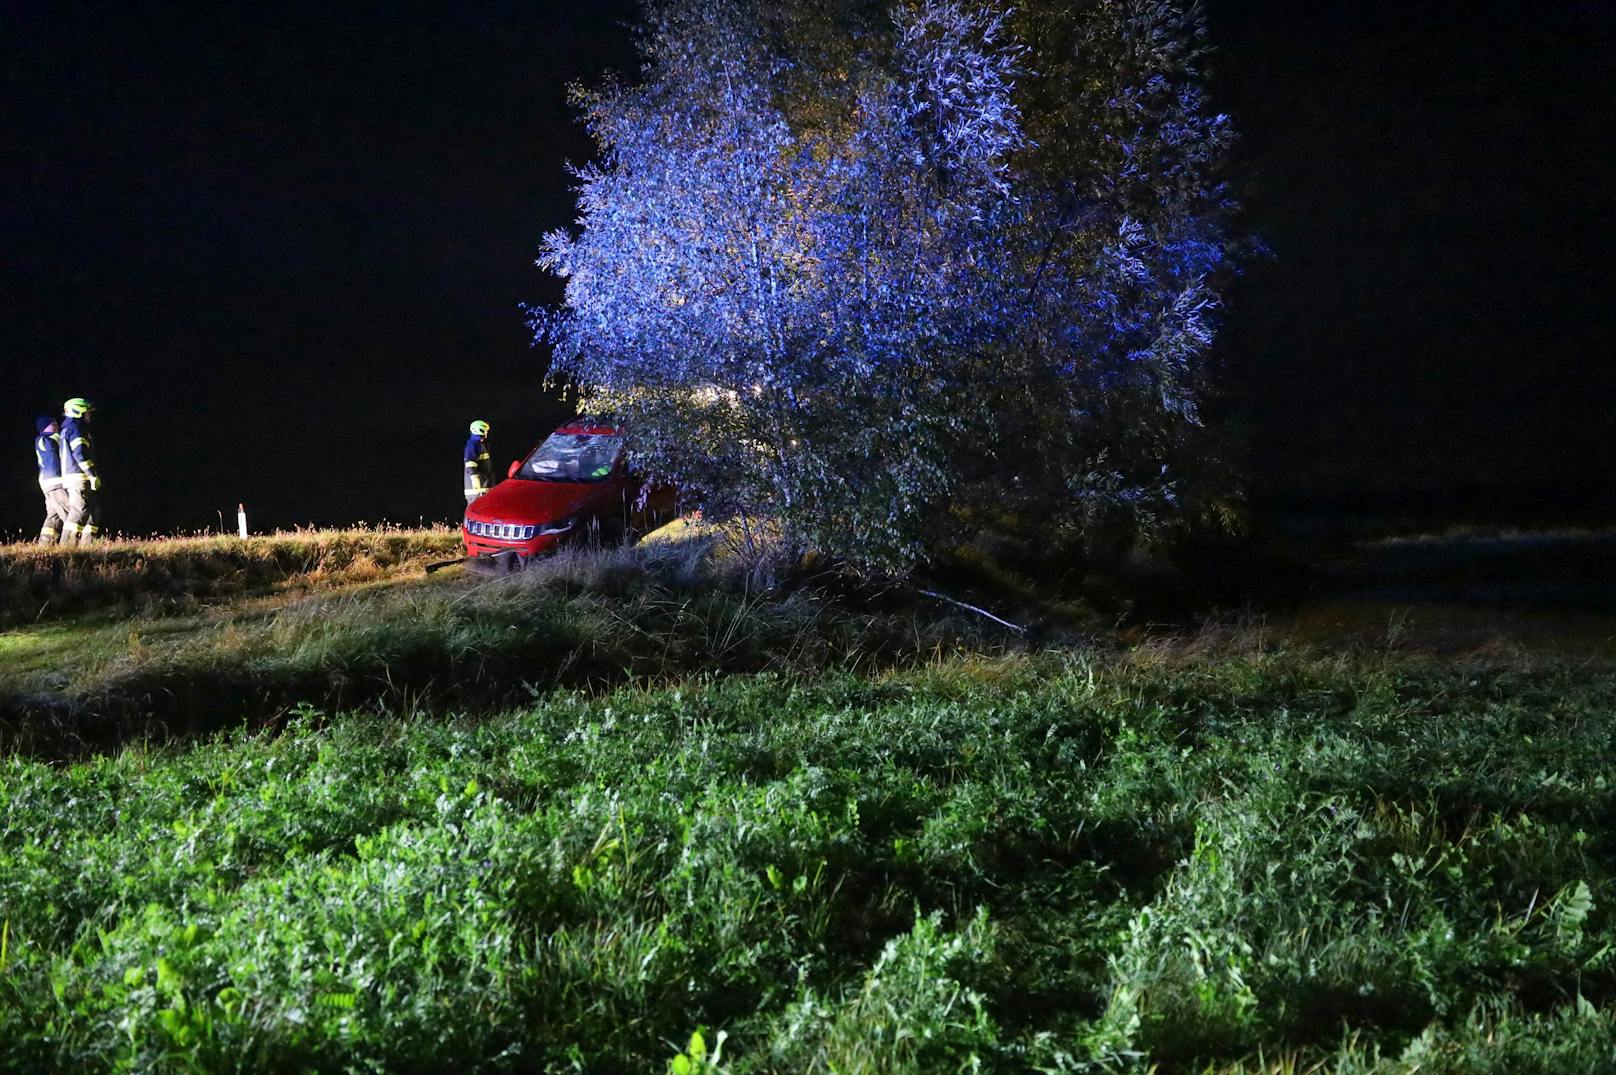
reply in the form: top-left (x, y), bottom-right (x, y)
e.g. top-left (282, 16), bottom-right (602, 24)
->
top-left (507, 460), bottom-right (521, 478)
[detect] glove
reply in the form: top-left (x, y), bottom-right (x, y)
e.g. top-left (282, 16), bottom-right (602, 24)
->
top-left (89, 476), bottom-right (102, 491)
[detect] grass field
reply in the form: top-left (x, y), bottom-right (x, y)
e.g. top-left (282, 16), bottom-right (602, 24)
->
top-left (1, 532), bottom-right (1613, 1072)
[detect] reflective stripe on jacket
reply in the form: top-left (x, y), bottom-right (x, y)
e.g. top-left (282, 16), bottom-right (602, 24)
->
top-left (60, 416), bottom-right (97, 487)
top-left (464, 434), bottom-right (492, 494)
top-left (35, 432), bottom-right (63, 490)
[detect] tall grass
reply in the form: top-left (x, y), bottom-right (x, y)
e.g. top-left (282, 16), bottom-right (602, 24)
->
top-left (0, 540), bottom-right (1015, 756)
top-left (1, 650), bottom-right (1612, 1072)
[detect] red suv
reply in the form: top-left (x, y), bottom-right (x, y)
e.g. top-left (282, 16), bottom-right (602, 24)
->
top-left (462, 420), bottom-right (676, 562)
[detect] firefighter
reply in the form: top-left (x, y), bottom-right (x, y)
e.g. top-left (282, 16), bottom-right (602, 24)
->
top-left (34, 417), bottom-right (68, 545)
top-left (59, 397), bottom-right (101, 545)
top-left (464, 419), bottom-right (493, 502)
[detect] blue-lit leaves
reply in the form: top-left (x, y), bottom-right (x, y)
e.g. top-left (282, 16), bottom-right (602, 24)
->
top-left (538, 0), bottom-right (1239, 566)
top-left (895, 0), bottom-right (1026, 200)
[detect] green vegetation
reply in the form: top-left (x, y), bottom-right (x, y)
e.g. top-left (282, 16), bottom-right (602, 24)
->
top-left (3, 642), bottom-right (1614, 1072)
top-left (2, 533), bottom-right (1613, 1072)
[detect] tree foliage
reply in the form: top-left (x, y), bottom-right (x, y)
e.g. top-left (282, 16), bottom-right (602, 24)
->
top-left (538, 0), bottom-right (1238, 568)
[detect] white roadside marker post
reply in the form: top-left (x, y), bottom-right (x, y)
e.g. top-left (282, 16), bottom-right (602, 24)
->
top-left (237, 503), bottom-right (249, 539)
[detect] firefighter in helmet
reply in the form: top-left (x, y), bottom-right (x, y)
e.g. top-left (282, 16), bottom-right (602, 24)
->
top-left (34, 416), bottom-right (68, 544)
top-left (464, 420), bottom-right (493, 503)
top-left (59, 397), bottom-right (101, 545)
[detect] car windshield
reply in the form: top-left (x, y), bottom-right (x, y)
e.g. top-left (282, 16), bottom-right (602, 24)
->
top-left (518, 433), bottom-right (624, 483)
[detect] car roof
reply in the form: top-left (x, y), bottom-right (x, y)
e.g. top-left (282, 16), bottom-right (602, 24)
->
top-left (553, 419), bottom-right (621, 436)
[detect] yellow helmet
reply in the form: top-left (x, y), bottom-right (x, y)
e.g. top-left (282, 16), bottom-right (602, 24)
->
top-left (63, 397), bottom-right (92, 419)
top-left (469, 420), bottom-right (490, 437)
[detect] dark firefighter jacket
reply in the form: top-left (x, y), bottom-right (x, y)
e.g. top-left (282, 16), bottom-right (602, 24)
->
top-left (35, 419), bottom-right (62, 490)
top-left (464, 433), bottom-right (493, 496)
top-left (59, 415), bottom-right (98, 489)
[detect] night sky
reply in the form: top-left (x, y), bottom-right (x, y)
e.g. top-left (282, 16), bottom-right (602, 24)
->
top-left (3, 1), bottom-right (1612, 538)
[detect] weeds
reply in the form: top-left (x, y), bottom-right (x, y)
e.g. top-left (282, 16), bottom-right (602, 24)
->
top-left (1, 650), bottom-right (1614, 1072)
top-left (3, 538), bottom-right (1614, 1070)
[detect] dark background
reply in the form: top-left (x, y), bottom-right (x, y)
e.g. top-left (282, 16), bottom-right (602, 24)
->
top-left (2, 0), bottom-right (1612, 538)
top-left (1209, 1), bottom-right (1616, 530)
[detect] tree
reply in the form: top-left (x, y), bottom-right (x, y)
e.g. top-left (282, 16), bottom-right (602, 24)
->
top-left (537, 0), bottom-right (1237, 569)
top-left (987, 0), bottom-right (1241, 548)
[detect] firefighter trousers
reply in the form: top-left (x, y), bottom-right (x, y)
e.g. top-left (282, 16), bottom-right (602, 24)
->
top-left (63, 486), bottom-right (101, 545)
top-left (39, 487), bottom-right (70, 544)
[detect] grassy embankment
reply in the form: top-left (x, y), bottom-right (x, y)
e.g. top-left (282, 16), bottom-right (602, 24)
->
top-left (0, 530), bottom-right (1004, 755)
top-left (0, 528), bottom-right (465, 629)
top-left (1, 532), bottom-right (1614, 1072)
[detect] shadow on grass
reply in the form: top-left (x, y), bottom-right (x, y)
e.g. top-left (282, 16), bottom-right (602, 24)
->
top-left (0, 541), bottom-right (1022, 758)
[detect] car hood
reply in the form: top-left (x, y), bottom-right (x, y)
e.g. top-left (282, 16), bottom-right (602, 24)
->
top-left (466, 478), bottom-right (597, 525)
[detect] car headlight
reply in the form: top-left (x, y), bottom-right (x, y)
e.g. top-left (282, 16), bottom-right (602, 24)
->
top-left (537, 517), bottom-right (575, 538)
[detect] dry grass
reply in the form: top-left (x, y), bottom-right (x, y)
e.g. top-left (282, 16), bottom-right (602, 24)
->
top-left (0, 527), bottom-right (463, 627)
